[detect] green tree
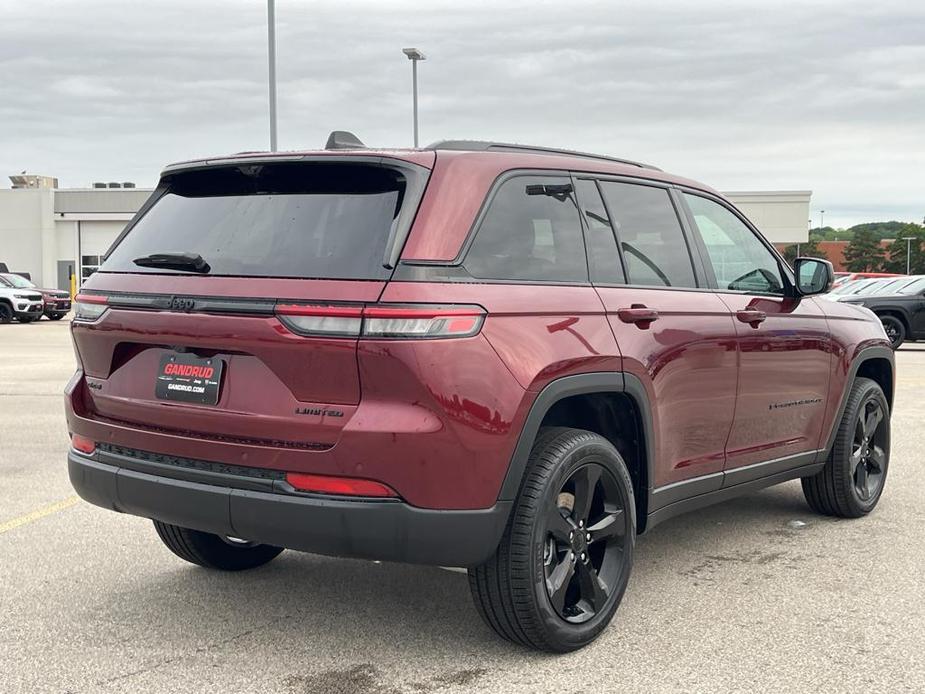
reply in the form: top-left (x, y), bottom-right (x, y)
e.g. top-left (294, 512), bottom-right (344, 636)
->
top-left (843, 229), bottom-right (887, 271)
top-left (809, 226), bottom-right (848, 241)
top-left (781, 238), bottom-right (828, 265)
top-left (882, 230), bottom-right (925, 274)
top-left (847, 221), bottom-right (922, 241)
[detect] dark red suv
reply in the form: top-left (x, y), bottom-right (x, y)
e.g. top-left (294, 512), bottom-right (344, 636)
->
top-left (67, 136), bottom-right (894, 652)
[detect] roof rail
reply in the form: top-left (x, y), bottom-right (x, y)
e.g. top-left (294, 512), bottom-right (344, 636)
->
top-left (425, 140), bottom-right (661, 171)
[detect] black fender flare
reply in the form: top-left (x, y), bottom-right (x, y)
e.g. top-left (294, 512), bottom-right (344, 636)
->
top-left (496, 372), bottom-right (655, 513)
top-left (819, 345), bottom-right (895, 460)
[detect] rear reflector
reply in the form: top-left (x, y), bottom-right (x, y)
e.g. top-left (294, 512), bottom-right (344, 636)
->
top-left (71, 434), bottom-right (96, 455)
top-left (285, 472), bottom-right (398, 498)
top-left (275, 303), bottom-right (485, 340)
top-left (73, 294), bottom-right (109, 322)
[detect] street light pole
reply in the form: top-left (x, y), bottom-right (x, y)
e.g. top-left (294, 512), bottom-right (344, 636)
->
top-left (902, 236), bottom-right (916, 275)
top-left (402, 48), bottom-right (426, 147)
top-left (267, 0), bottom-right (278, 152)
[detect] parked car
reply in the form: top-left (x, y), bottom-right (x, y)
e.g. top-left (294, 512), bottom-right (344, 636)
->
top-left (824, 276), bottom-right (906, 300)
top-left (831, 271), bottom-right (900, 289)
top-left (0, 273), bottom-right (71, 319)
top-left (842, 275), bottom-right (925, 348)
top-left (66, 136), bottom-right (894, 652)
top-left (0, 277), bottom-right (43, 323)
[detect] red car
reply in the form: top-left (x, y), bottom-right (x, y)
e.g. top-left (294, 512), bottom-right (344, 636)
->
top-left (66, 136), bottom-right (894, 652)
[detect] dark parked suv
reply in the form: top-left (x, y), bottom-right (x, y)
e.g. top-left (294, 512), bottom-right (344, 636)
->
top-left (67, 137), bottom-right (894, 652)
top-left (840, 275), bottom-right (925, 349)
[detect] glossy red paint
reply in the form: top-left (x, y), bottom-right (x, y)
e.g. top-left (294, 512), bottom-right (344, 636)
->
top-left (716, 294), bottom-right (834, 469)
top-left (594, 286), bottom-right (738, 487)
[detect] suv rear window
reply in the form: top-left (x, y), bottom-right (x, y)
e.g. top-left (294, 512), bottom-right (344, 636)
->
top-left (101, 162), bottom-right (418, 280)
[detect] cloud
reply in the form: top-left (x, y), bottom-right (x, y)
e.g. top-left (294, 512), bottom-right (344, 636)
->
top-left (1, 0), bottom-right (922, 227)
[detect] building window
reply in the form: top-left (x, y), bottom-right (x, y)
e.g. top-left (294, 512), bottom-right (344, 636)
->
top-left (81, 255), bottom-right (100, 280)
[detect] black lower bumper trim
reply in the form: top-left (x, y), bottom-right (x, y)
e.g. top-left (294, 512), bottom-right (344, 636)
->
top-left (68, 452), bottom-right (510, 567)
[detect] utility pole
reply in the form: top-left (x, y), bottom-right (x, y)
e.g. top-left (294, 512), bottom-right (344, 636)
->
top-left (902, 236), bottom-right (916, 275)
top-left (267, 0), bottom-right (278, 151)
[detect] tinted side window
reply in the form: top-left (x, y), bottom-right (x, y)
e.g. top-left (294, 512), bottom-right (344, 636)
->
top-left (599, 182), bottom-right (697, 288)
top-left (575, 178), bottom-right (624, 284)
top-left (464, 176), bottom-right (587, 283)
top-left (684, 194), bottom-right (785, 295)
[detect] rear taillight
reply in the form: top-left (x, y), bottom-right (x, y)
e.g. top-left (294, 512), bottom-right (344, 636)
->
top-left (285, 472), bottom-right (398, 498)
top-left (275, 303), bottom-right (485, 340)
top-left (73, 294), bottom-right (109, 322)
top-left (275, 304), bottom-right (364, 337)
top-left (71, 434), bottom-right (96, 455)
top-left (362, 305), bottom-right (484, 338)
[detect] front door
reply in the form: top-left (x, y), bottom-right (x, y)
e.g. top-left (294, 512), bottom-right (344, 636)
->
top-left (681, 192), bottom-right (832, 479)
top-left (575, 177), bottom-right (738, 495)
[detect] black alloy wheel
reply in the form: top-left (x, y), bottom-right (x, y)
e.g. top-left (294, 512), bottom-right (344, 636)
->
top-left (880, 316), bottom-right (905, 349)
top-left (851, 398), bottom-right (887, 502)
top-left (802, 377), bottom-right (890, 518)
top-left (544, 463), bottom-right (627, 623)
top-left (469, 427), bottom-right (635, 652)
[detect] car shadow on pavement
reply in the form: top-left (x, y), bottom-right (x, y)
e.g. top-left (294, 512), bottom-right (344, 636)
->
top-left (100, 481), bottom-right (830, 677)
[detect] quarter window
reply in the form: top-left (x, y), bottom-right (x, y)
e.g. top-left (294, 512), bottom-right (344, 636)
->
top-left (598, 182), bottom-right (697, 288)
top-left (684, 194), bottom-right (785, 295)
top-left (464, 176), bottom-right (587, 283)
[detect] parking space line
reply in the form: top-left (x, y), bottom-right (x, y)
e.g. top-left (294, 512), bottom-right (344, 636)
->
top-left (0, 496), bottom-right (79, 535)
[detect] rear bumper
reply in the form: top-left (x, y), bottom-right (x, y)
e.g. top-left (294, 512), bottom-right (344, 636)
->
top-left (68, 449), bottom-right (510, 567)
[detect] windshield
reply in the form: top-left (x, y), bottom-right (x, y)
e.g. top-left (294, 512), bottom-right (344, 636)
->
top-left (0, 274), bottom-right (35, 289)
top-left (829, 280), bottom-right (863, 295)
top-left (898, 277), bottom-right (925, 294)
top-left (102, 162), bottom-right (421, 280)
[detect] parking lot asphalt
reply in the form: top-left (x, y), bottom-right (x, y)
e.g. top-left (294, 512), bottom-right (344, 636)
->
top-left (2, 319), bottom-right (924, 693)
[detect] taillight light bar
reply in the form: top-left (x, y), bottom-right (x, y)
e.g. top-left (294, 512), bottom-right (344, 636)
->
top-left (73, 293), bottom-right (109, 322)
top-left (276, 303), bottom-right (485, 340)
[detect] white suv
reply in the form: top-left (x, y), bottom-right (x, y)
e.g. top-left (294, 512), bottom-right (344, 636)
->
top-left (0, 277), bottom-right (43, 323)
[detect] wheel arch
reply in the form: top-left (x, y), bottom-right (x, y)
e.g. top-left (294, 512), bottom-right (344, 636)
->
top-left (498, 372), bottom-right (655, 533)
top-left (822, 346), bottom-right (895, 458)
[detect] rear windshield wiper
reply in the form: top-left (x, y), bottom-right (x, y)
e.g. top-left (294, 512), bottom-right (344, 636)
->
top-left (133, 252), bottom-right (211, 274)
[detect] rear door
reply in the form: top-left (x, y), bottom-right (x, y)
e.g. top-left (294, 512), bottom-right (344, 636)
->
top-left (72, 158), bottom-right (428, 449)
top-left (680, 192), bottom-right (832, 478)
top-left (577, 177), bottom-right (738, 496)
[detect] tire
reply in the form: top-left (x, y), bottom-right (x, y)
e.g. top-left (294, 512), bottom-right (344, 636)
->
top-left (880, 315), bottom-right (905, 349)
top-left (468, 427), bottom-right (635, 652)
top-left (0, 303), bottom-right (12, 324)
top-left (153, 521), bottom-right (283, 571)
top-left (48, 314), bottom-right (64, 321)
top-left (802, 377), bottom-right (890, 518)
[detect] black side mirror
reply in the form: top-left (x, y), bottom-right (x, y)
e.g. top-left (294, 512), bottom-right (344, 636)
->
top-left (794, 257), bottom-right (834, 296)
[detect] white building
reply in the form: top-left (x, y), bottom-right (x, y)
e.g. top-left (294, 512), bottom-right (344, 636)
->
top-left (0, 175), bottom-right (152, 289)
top-left (0, 174), bottom-right (810, 290)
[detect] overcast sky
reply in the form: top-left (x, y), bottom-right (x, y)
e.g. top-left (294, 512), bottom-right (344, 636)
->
top-left (2, 0), bottom-right (922, 228)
